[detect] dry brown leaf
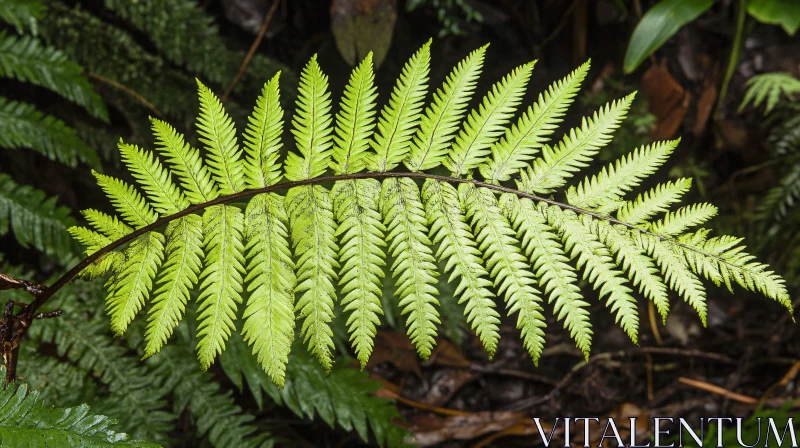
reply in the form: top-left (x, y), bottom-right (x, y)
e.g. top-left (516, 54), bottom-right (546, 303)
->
top-left (420, 369), bottom-right (480, 406)
top-left (331, 0), bottom-right (397, 67)
top-left (641, 63), bottom-right (691, 140)
top-left (408, 411), bottom-right (530, 446)
top-left (367, 330), bottom-right (423, 377)
top-left (427, 339), bottom-right (470, 368)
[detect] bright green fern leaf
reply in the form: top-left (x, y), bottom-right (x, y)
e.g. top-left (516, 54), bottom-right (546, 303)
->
top-left (144, 214), bottom-right (203, 357)
top-left (196, 204), bottom-right (245, 369)
top-left (380, 177), bottom-right (440, 359)
top-left (501, 194), bottom-right (593, 357)
top-left (243, 193), bottom-right (296, 387)
top-left (422, 179), bottom-right (500, 357)
top-left (520, 93), bottom-right (635, 194)
top-left (284, 55), bottom-right (334, 182)
top-left (333, 179), bottom-right (386, 367)
top-left (119, 141), bottom-right (190, 216)
top-left (567, 139), bottom-right (678, 213)
top-left (331, 53), bottom-right (378, 175)
top-left (105, 232), bottom-right (164, 335)
top-left (243, 73), bottom-right (284, 189)
top-left (480, 61), bottom-right (590, 184)
top-left (461, 184), bottom-right (546, 364)
top-left (617, 178), bottom-right (693, 225)
top-left (368, 40), bottom-right (431, 172)
top-left (151, 118), bottom-right (219, 204)
top-left (405, 44), bottom-right (486, 172)
top-left (444, 61), bottom-right (534, 176)
top-left (286, 185), bottom-right (339, 371)
top-left (196, 80), bottom-right (245, 195)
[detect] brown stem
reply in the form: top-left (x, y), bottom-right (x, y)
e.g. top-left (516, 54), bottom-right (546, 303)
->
top-left (86, 72), bottom-right (163, 118)
top-left (26, 171), bottom-right (668, 320)
top-left (222, 0), bottom-right (281, 101)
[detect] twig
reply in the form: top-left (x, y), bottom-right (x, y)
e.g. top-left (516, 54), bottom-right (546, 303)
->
top-left (678, 376), bottom-right (758, 404)
top-left (758, 360), bottom-right (800, 406)
top-left (648, 301), bottom-right (663, 346)
top-left (85, 72), bottom-right (162, 118)
top-left (223, 0), bottom-right (281, 101)
top-left (505, 347), bottom-right (737, 411)
top-left (714, 0), bottom-right (747, 119)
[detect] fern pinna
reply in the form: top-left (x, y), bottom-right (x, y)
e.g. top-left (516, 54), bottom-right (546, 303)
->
top-left (66, 40), bottom-right (793, 387)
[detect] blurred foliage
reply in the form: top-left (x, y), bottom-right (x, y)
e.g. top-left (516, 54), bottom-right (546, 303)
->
top-left (406, 0), bottom-right (482, 37)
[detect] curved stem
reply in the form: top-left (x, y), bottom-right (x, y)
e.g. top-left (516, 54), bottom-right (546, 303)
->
top-left (23, 172), bottom-right (642, 317)
top-left (22, 171), bottom-right (716, 320)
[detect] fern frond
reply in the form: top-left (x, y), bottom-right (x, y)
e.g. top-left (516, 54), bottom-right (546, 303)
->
top-left (243, 193), bottom-right (296, 387)
top-left (0, 0), bottom-right (44, 34)
top-left (220, 336), bottom-right (410, 448)
top-left (331, 53), bottom-right (378, 175)
top-left (92, 171), bottom-right (158, 228)
top-left (151, 118), bottom-right (219, 204)
top-left (67, 48), bottom-right (794, 386)
top-left (548, 208), bottom-right (640, 344)
top-left (0, 173), bottom-right (77, 261)
top-left (445, 61), bottom-right (534, 176)
top-left (594, 222), bottom-right (670, 321)
top-left (405, 44), bottom-right (486, 172)
top-left (119, 141), bottom-right (190, 216)
top-left (520, 94), bottom-right (635, 194)
top-left (636, 234), bottom-right (708, 325)
top-left (739, 72), bottom-right (800, 114)
top-left (567, 139), bottom-right (678, 213)
top-left (144, 215), bottom-right (203, 357)
top-left (66, 225), bottom-right (124, 280)
top-left (0, 97), bottom-right (98, 168)
top-left (479, 61), bottom-right (590, 184)
top-left (422, 179), bottom-right (500, 357)
top-left (104, 0), bottom-right (293, 93)
top-left (196, 204), bottom-right (245, 369)
top-left (243, 73), bottom-right (284, 189)
top-left (0, 380), bottom-right (158, 447)
top-left (616, 178), bottom-right (693, 225)
top-left (106, 232), bottom-right (164, 335)
top-left (0, 32), bottom-right (107, 121)
top-left (649, 203), bottom-right (718, 236)
top-left (681, 234), bottom-right (792, 312)
top-left (24, 281), bottom-right (174, 443)
top-left (149, 341), bottom-right (274, 447)
top-left (333, 179), bottom-right (386, 367)
top-left (81, 209), bottom-right (132, 240)
top-left (462, 185), bottom-right (546, 363)
top-left (368, 40), bottom-right (431, 172)
top-left (380, 177), bottom-right (440, 359)
top-left (502, 195), bottom-right (592, 357)
top-left (285, 55), bottom-right (334, 181)
top-left (196, 81), bottom-right (246, 195)
top-left (286, 185), bottom-right (339, 371)
top-left (758, 164), bottom-right (800, 222)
